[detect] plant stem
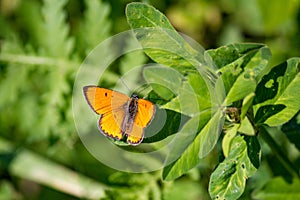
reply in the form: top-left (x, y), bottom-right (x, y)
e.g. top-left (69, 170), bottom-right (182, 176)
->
top-left (0, 137), bottom-right (107, 199)
top-left (0, 53), bottom-right (78, 69)
top-left (259, 125), bottom-right (299, 178)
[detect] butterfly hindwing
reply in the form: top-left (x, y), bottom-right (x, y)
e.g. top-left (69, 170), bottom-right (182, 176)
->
top-left (127, 123), bottom-right (144, 145)
top-left (98, 109), bottom-right (125, 140)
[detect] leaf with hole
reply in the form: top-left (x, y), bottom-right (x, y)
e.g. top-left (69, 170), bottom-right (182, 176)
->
top-left (209, 136), bottom-right (259, 200)
top-left (222, 124), bottom-right (239, 158)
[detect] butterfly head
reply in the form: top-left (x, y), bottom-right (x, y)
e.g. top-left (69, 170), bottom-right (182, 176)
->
top-left (131, 94), bottom-right (139, 100)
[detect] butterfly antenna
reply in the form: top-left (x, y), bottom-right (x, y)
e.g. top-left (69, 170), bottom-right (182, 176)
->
top-left (118, 77), bottom-right (153, 99)
top-left (118, 77), bottom-right (132, 93)
top-left (136, 84), bottom-right (153, 98)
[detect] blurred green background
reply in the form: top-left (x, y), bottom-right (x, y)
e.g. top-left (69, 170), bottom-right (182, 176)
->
top-left (0, 0), bottom-right (299, 199)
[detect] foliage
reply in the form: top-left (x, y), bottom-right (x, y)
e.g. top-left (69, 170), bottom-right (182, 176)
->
top-left (126, 2), bottom-right (300, 200)
top-left (0, 0), bottom-right (300, 200)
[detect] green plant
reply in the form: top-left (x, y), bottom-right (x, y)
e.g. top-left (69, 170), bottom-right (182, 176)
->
top-left (125, 2), bottom-right (300, 199)
top-left (0, 0), bottom-right (299, 199)
top-left (0, 0), bottom-right (147, 199)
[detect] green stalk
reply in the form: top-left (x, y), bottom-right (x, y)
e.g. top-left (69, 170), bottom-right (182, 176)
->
top-left (259, 125), bottom-right (299, 178)
top-left (0, 137), bottom-right (107, 199)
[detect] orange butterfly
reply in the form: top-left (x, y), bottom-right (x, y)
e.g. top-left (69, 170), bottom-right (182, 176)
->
top-left (83, 86), bottom-right (156, 145)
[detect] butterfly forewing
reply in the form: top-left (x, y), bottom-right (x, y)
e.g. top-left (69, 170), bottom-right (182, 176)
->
top-left (83, 86), bottom-right (130, 114)
top-left (136, 99), bottom-right (156, 127)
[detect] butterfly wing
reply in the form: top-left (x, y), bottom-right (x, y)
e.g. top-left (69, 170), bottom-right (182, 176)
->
top-left (98, 109), bottom-right (125, 140)
top-left (83, 86), bottom-right (130, 140)
top-left (83, 86), bottom-right (129, 114)
top-left (127, 99), bottom-right (156, 145)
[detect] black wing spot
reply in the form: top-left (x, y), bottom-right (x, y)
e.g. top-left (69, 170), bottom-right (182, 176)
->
top-left (105, 92), bottom-right (108, 97)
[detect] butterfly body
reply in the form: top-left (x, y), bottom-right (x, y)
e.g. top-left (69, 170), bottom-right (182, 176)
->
top-left (120, 94), bottom-right (138, 135)
top-left (83, 86), bottom-right (155, 145)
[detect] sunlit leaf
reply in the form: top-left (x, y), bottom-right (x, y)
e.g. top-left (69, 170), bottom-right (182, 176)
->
top-left (209, 136), bottom-right (259, 200)
top-left (254, 61), bottom-right (288, 104)
top-left (206, 43), bottom-right (266, 69)
top-left (143, 109), bottom-right (189, 143)
top-left (222, 124), bottom-right (239, 158)
top-left (254, 104), bottom-right (286, 124)
top-left (126, 2), bottom-right (207, 74)
top-left (254, 58), bottom-right (300, 126)
top-left (163, 110), bottom-right (224, 180)
top-left (143, 65), bottom-right (184, 100)
top-left (223, 46), bottom-right (271, 105)
top-left (240, 92), bottom-right (255, 119)
top-left (144, 65), bottom-right (211, 116)
top-left (238, 116), bottom-right (255, 136)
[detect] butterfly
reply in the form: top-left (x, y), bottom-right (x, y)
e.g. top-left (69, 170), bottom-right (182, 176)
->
top-left (83, 85), bottom-right (156, 145)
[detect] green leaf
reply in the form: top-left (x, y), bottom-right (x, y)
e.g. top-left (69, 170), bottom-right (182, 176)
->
top-left (114, 49), bottom-right (147, 93)
top-left (224, 76), bottom-right (256, 105)
top-left (15, 0), bottom-right (44, 45)
top-left (195, 110), bottom-right (224, 158)
top-left (0, 180), bottom-right (19, 200)
top-left (259, 125), bottom-right (299, 177)
top-left (77, 0), bottom-right (111, 55)
top-left (206, 43), bottom-right (266, 69)
top-left (143, 109), bottom-right (189, 143)
top-left (40, 0), bottom-right (74, 58)
top-left (222, 124), bottom-right (239, 158)
top-left (257, 0), bottom-right (300, 35)
top-left (240, 92), bottom-right (255, 119)
top-left (143, 65), bottom-right (185, 100)
top-left (106, 172), bottom-right (161, 200)
top-left (244, 135), bottom-right (260, 169)
top-left (144, 65), bottom-right (211, 116)
top-left (281, 111), bottom-right (300, 151)
top-left (163, 110), bottom-right (224, 180)
top-left (206, 44), bottom-right (271, 105)
top-left (163, 75), bottom-right (212, 116)
top-left (185, 73), bottom-right (212, 110)
top-left (126, 2), bottom-right (207, 74)
top-left (252, 177), bottom-right (300, 200)
top-left (223, 46), bottom-right (271, 105)
top-left (238, 116), bottom-right (255, 136)
top-left (254, 58), bottom-right (300, 126)
top-left (163, 116), bottom-right (205, 180)
top-left (163, 110), bottom-right (211, 176)
top-left (108, 172), bottom-right (152, 186)
top-left (254, 104), bottom-right (286, 124)
top-left (165, 179), bottom-right (208, 200)
top-left (209, 136), bottom-right (259, 200)
top-left (254, 60), bottom-right (288, 104)
top-left (264, 58), bottom-right (300, 126)
top-left (7, 145), bottom-right (106, 199)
